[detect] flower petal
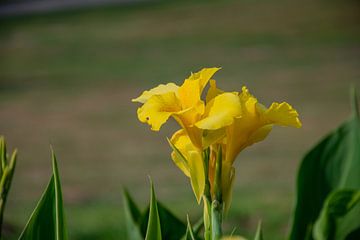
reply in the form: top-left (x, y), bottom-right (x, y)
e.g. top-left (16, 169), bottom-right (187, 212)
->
top-left (132, 83), bottom-right (179, 103)
top-left (206, 79), bottom-right (224, 103)
top-left (170, 129), bottom-right (204, 203)
top-left (188, 67), bottom-right (221, 92)
top-left (136, 92), bottom-right (181, 131)
top-left (196, 93), bottom-right (242, 130)
top-left (247, 124), bottom-right (273, 146)
top-left (188, 150), bottom-right (205, 203)
top-left (169, 130), bottom-right (192, 177)
top-left (178, 67), bottom-right (220, 109)
top-left (264, 102), bottom-right (302, 128)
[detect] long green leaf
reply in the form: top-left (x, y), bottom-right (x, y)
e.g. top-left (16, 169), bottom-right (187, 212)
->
top-left (289, 92), bottom-right (360, 240)
top-left (18, 150), bottom-right (67, 240)
top-left (254, 221), bottom-right (263, 240)
top-left (313, 189), bottom-right (360, 240)
top-left (123, 189), bottom-right (143, 240)
top-left (145, 180), bottom-right (162, 240)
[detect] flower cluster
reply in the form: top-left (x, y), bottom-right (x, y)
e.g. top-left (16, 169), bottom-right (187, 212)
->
top-left (132, 68), bottom-right (301, 210)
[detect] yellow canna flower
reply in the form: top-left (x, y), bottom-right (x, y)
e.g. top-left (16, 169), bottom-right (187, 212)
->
top-left (196, 84), bottom-right (302, 209)
top-left (133, 67), bottom-right (302, 211)
top-left (132, 67), bottom-right (220, 148)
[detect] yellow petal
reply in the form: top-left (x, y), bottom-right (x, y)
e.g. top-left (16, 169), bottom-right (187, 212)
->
top-left (264, 102), bottom-right (302, 128)
top-left (247, 124), bottom-right (273, 146)
top-left (170, 129), bottom-right (205, 202)
top-left (188, 67), bottom-right (221, 91)
top-left (137, 92), bottom-right (181, 131)
top-left (239, 86), bottom-right (258, 117)
top-left (206, 79), bottom-right (224, 103)
top-left (169, 130), bottom-right (190, 177)
top-left (196, 92), bottom-right (242, 130)
top-left (188, 150), bottom-right (205, 203)
top-left (178, 67), bottom-right (220, 109)
top-left (132, 83), bottom-right (179, 103)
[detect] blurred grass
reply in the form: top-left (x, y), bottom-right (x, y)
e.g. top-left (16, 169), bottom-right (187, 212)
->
top-left (0, 0), bottom-right (360, 239)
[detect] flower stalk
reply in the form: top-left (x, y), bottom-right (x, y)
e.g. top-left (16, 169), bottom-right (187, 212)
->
top-left (211, 146), bottom-right (223, 239)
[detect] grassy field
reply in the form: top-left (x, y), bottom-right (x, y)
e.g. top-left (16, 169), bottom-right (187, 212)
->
top-left (1, 0), bottom-right (360, 239)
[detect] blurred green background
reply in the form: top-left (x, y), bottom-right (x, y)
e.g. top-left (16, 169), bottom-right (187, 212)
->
top-left (0, 0), bottom-right (359, 239)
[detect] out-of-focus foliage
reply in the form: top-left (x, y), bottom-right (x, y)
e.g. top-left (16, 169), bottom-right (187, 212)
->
top-left (313, 189), bottom-right (360, 240)
top-left (290, 92), bottom-right (360, 240)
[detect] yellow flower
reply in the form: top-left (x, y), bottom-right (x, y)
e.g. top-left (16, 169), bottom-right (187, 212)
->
top-left (132, 67), bottom-right (220, 148)
top-left (196, 84), bottom-right (302, 209)
top-left (133, 67), bottom-right (302, 210)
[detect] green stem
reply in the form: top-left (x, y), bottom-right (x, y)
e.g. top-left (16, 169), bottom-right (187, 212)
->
top-left (211, 200), bottom-right (223, 240)
top-left (214, 146), bottom-right (222, 202)
top-left (203, 148), bottom-right (212, 240)
top-left (212, 146), bottom-right (223, 239)
top-left (203, 148), bottom-right (211, 201)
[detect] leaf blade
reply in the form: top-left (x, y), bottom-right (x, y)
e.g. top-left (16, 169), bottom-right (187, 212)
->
top-left (18, 150), bottom-right (67, 240)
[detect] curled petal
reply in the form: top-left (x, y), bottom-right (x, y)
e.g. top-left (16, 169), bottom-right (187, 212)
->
top-left (137, 92), bottom-right (181, 131)
top-left (264, 102), bottom-right (302, 128)
top-left (132, 83), bottom-right (179, 103)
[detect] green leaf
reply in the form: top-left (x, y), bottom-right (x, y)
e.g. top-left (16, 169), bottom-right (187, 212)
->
top-left (289, 92), bottom-right (360, 240)
top-left (145, 180), bottom-right (162, 240)
top-left (0, 136), bottom-right (17, 239)
top-left (254, 221), bottom-right (263, 240)
top-left (313, 189), bottom-right (360, 240)
top-left (140, 201), bottom-right (187, 240)
top-left (18, 150), bottom-right (67, 240)
top-left (184, 215), bottom-right (196, 240)
top-left (123, 189), bottom-right (143, 240)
